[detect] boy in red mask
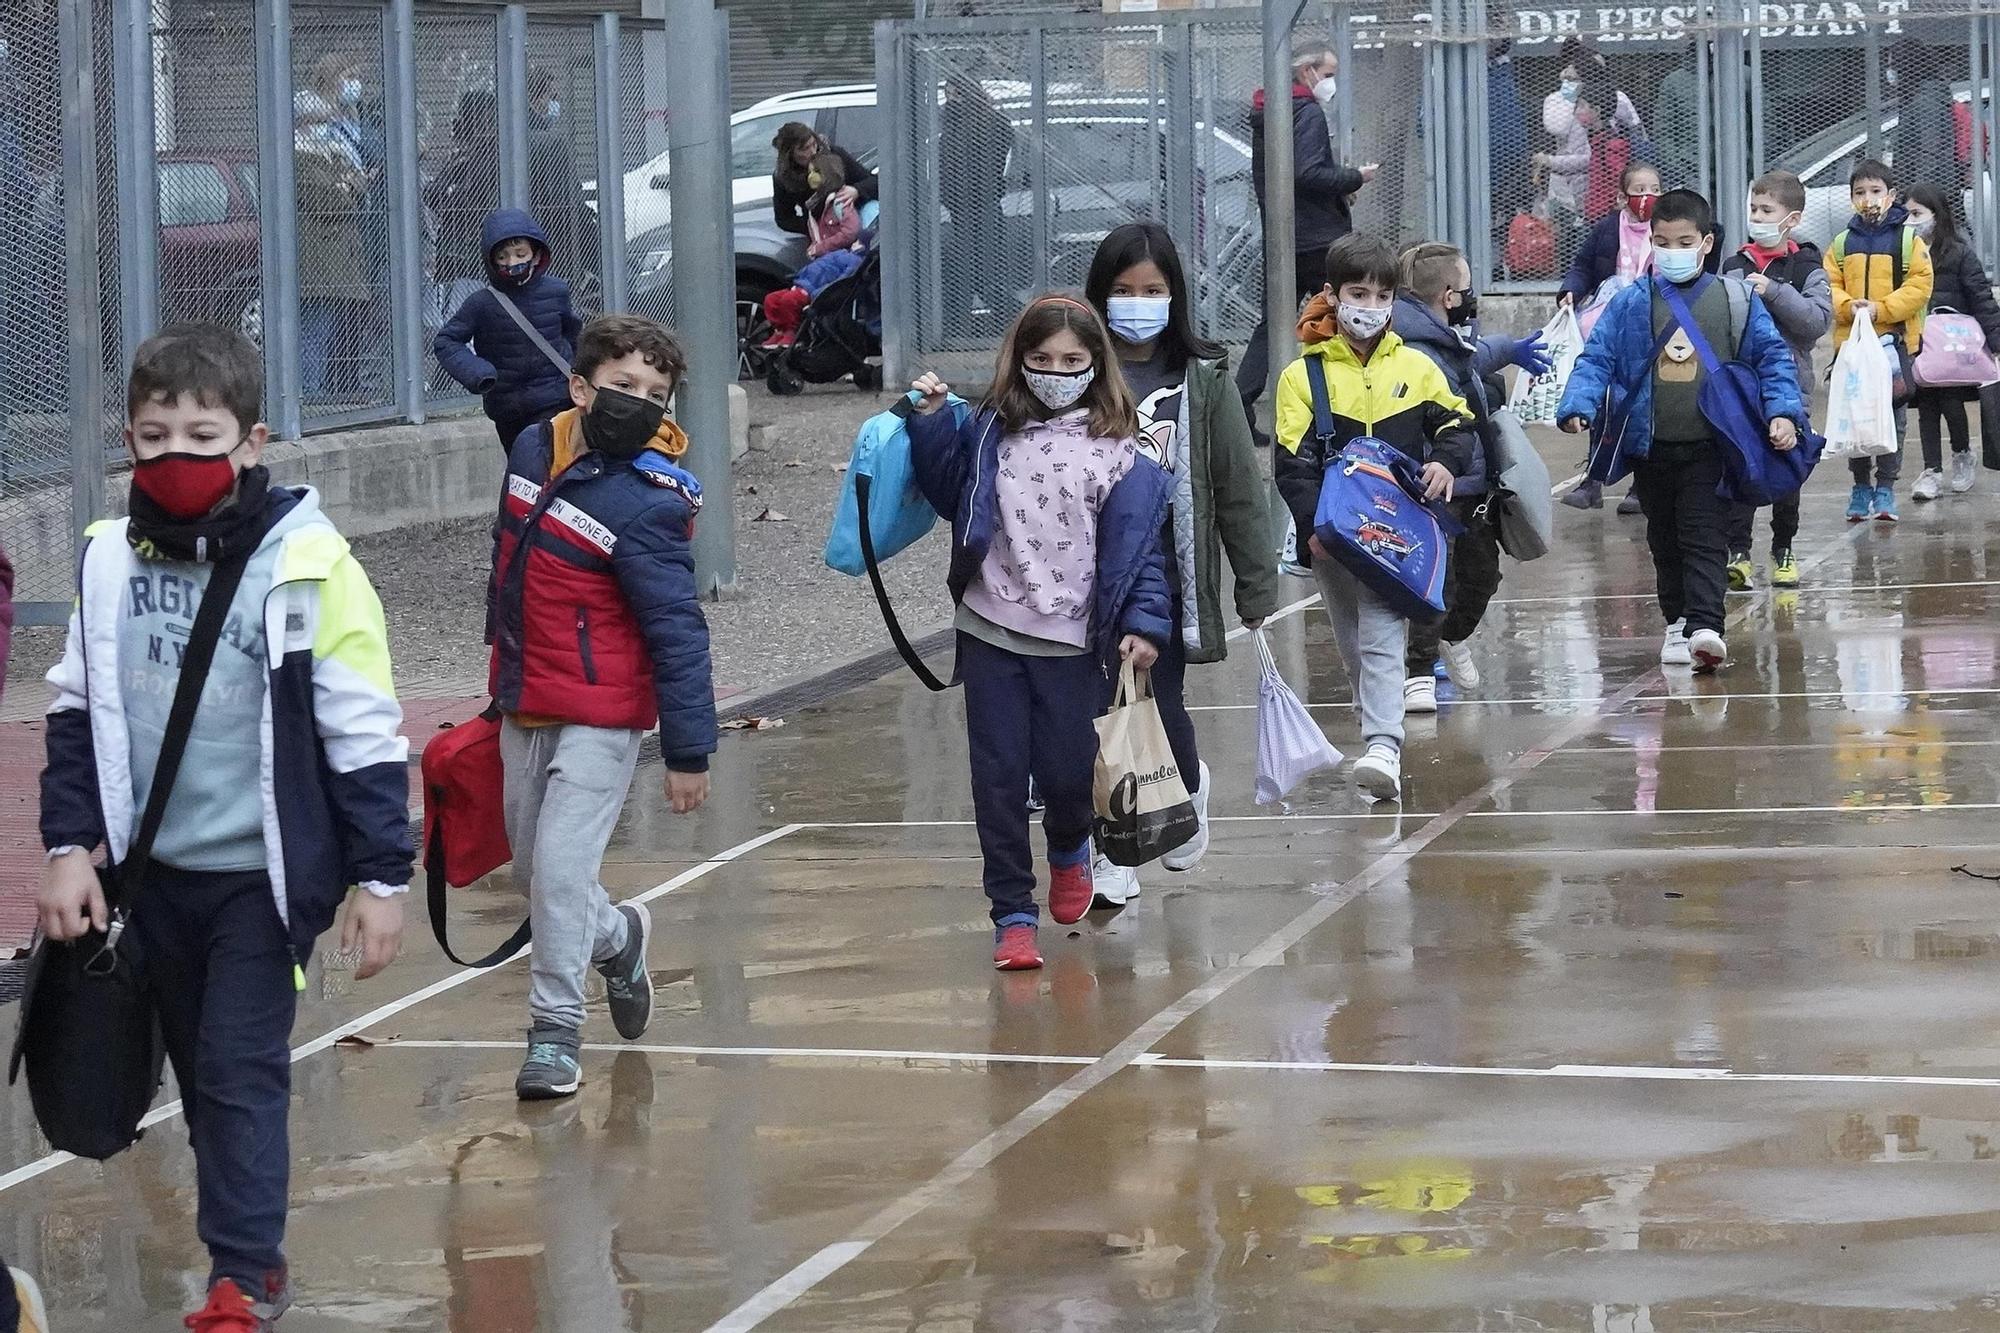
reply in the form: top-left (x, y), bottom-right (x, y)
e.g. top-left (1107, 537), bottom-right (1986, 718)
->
top-left (37, 324), bottom-right (410, 1331)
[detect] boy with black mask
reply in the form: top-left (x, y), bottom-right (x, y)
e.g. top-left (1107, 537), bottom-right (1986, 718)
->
top-left (487, 314), bottom-right (716, 1100)
top-left (39, 324), bottom-right (410, 1331)
top-left (435, 207), bottom-right (583, 452)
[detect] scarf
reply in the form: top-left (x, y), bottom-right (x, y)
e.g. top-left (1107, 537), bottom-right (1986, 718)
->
top-left (127, 465), bottom-right (276, 563)
top-left (1742, 239), bottom-right (1795, 272)
top-left (1616, 210), bottom-right (1652, 281)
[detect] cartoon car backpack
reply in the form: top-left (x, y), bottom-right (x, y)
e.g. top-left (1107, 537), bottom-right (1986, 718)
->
top-left (1311, 434), bottom-right (1462, 623)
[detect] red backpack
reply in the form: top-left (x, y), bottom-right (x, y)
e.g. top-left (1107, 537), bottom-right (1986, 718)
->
top-left (421, 705), bottom-right (527, 967)
top-left (1584, 135), bottom-right (1631, 223)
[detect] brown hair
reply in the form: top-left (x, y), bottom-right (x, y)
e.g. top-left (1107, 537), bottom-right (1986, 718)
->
top-left (128, 323), bottom-right (263, 430)
top-left (1399, 241), bottom-right (1465, 302)
top-left (806, 150), bottom-right (847, 208)
top-left (1750, 168), bottom-right (1807, 214)
top-left (573, 314), bottom-right (688, 390)
top-left (983, 294), bottom-right (1138, 440)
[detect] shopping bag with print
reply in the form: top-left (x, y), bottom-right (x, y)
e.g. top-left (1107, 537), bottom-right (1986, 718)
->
top-left (1254, 630), bottom-right (1342, 804)
top-left (1092, 660), bottom-right (1198, 867)
top-left (1505, 305), bottom-right (1582, 425)
top-left (1824, 308), bottom-right (1899, 459)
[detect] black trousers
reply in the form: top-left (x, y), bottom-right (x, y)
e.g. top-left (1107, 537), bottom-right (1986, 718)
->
top-left (1633, 441), bottom-right (1729, 636)
top-left (1236, 246), bottom-right (1330, 427)
top-left (1916, 386), bottom-right (1974, 470)
top-left (1724, 493), bottom-right (1801, 558)
top-left (1406, 498), bottom-right (1505, 674)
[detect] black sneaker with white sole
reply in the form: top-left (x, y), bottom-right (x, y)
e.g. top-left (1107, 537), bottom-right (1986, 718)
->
top-left (516, 1024), bottom-right (583, 1100)
top-left (598, 902), bottom-right (655, 1041)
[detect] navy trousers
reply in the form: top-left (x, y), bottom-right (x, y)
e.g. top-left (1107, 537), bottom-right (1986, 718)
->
top-left (960, 633), bottom-right (1101, 926)
top-left (1147, 630), bottom-right (1202, 797)
top-left (129, 862), bottom-right (298, 1291)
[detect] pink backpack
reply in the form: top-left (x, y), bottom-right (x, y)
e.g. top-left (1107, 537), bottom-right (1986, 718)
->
top-left (1912, 308), bottom-right (2000, 387)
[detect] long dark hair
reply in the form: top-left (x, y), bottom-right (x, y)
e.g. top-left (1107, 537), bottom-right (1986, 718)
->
top-left (984, 294), bottom-right (1139, 439)
top-left (772, 121), bottom-right (821, 194)
top-left (1906, 180), bottom-right (1964, 261)
top-left (1083, 222), bottom-right (1222, 375)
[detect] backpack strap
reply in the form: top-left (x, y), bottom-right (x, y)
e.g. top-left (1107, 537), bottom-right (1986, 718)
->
top-left (423, 703), bottom-right (530, 970)
top-left (1656, 274), bottom-right (1726, 376)
top-left (862, 396), bottom-right (948, 692)
top-left (1897, 225), bottom-right (1915, 292)
top-left (487, 284), bottom-right (572, 379)
top-left (1304, 353), bottom-right (1338, 445)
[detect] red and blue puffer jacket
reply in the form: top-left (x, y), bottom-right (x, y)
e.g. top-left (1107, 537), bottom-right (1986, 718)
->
top-left (488, 411), bottom-right (718, 772)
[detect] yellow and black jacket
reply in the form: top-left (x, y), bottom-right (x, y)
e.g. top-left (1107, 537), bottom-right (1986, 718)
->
top-left (1274, 328), bottom-right (1475, 568)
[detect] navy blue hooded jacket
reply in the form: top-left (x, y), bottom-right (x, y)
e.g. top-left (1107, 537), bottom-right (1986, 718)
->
top-left (1251, 85), bottom-right (1364, 256)
top-left (907, 403), bottom-right (1174, 675)
top-left (434, 208), bottom-right (582, 431)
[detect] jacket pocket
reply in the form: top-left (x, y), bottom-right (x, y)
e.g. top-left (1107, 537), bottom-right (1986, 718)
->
top-left (575, 606), bottom-right (599, 685)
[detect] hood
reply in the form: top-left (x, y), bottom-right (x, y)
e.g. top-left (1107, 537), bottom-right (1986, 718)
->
top-left (482, 208), bottom-right (551, 279)
top-left (546, 407), bottom-right (691, 479)
top-left (261, 484), bottom-right (328, 553)
top-left (1250, 84), bottom-right (1319, 114)
top-left (1848, 203), bottom-right (1909, 235)
top-left (1389, 294), bottom-right (1468, 356)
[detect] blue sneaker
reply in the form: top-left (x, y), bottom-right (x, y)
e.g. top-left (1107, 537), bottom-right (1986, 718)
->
top-left (1846, 484), bottom-right (1873, 522)
top-left (516, 1024), bottom-right (582, 1100)
top-left (1873, 485), bottom-right (1899, 522)
top-left (597, 902), bottom-right (654, 1041)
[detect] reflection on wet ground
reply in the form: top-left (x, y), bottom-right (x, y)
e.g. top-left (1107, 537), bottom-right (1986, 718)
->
top-left (12, 495), bottom-right (2000, 1329)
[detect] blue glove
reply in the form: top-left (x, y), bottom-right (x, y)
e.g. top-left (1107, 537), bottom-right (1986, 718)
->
top-left (1513, 329), bottom-right (1556, 376)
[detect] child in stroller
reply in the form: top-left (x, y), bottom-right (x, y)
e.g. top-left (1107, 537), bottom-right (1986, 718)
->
top-left (758, 227), bottom-right (885, 394)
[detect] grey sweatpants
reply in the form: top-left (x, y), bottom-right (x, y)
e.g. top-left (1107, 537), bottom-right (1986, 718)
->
top-left (1312, 561), bottom-right (1408, 753)
top-left (501, 719), bottom-right (640, 1032)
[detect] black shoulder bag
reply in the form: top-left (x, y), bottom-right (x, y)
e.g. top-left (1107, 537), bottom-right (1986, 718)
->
top-left (9, 547), bottom-right (253, 1160)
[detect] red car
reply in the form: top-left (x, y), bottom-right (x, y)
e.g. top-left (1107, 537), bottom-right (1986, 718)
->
top-left (155, 152), bottom-right (264, 336)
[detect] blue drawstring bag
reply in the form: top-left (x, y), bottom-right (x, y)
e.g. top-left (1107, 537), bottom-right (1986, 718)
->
top-left (825, 392), bottom-right (951, 576)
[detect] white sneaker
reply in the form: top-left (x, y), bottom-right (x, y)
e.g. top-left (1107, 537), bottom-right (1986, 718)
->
top-left (1091, 852), bottom-right (1140, 910)
top-left (1438, 638), bottom-right (1480, 690)
top-left (1353, 745), bottom-right (1402, 804)
top-left (1661, 619), bottom-right (1692, 666)
top-left (1403, 676), bottom-right (1438, 714)
top-left (1689, 628), bottom-right (1727, 674)
top-left (1912, 467), bottom-right (1942, 501)
top-left (1952, 451), bottom-right (1977, 493)
top-left (1162, 760), bottom-right (1211, 871)
top-left (1279, 523), bottom-right (1311, 578)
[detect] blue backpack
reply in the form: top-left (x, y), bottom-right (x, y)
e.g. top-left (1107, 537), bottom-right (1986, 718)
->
top-left (1655, 276), bottom-right (1822, 507)
top-left (1305, 358), bottom-right (1462, 623)
top-left (824, 392), bottom-right (954, 690)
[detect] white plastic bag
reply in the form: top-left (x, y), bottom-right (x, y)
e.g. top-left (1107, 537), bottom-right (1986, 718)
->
top-left (1506, 305), bottom-right (1582, 425)
top-left (1254, 630), bottom-right (1343, 805)
top-left (1824, 307), bottom-right (1900, 459)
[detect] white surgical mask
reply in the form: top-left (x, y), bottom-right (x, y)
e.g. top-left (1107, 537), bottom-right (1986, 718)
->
top-left (546, 100), bottom-right (561, 121)
top-left (1746, 219), bottom-right (1787, 248)
top-left (1560, 78), bottom-right (1582, 102)
top-left (1024, 366), bottom-right (1095, 412)
top-left (1337, 301), bottom-right (1391, 341)
top-left (1654, 248), bottom-right (1703, 283)
top-left (1106, 295), bottom-right (1172, 345)
top-left (1912, 217), bottom-right (1935, 239)
top-left (340, 77), bottom-right (362, 107)
top-left (1313, 74), bottom-right (1338, 104)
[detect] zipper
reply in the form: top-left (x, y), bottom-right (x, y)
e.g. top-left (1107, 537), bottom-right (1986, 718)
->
top-left (575, 605), bottom-right (598, 684)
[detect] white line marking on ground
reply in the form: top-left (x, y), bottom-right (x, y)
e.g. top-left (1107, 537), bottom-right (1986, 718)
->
top-left (1189, 684), bottom-right (2000, 712)
top-left (793, 802), bottom-right (2000, 831)
top-left (703, 526), bottom-right (1873, 1332)
top-left (0, 823), bottom-right (807, 1197)
top-left (378, 1039), bottom-right (1098, 1067)
top-left (1490, 578), bottom-right (2000, 606)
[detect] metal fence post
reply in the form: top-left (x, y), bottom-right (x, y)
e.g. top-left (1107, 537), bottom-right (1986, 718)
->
top-left (594, 13), bottom-right (627, 312)
top-left (1695, 22), bottom-right (1713, 201)
top-left (498, 4), bottom-right (530, 209)
top-left (1746, 8), bottom-right (1765, 172)
top-left (1981, 11), bottom-right (2000, 273)
top-left (875, 18), bottom-right (910, 384)
top-left (1864, 23), bottom-right (1884, 161)
top-left (665, 0), bottom-right (736, 597)
top-left (1423, 8), bottom-right (1450, 251)
top-left (1330, 0), bottom-right (1353, 162)
top-left (112, 0), bottom-right (160, 352)
top-left (1028, 25), bottom-right (1049, 293)
top-left (60, 0), bottom-right (105, 538)
top-left (1166, 23), bottom-right (1197, 249)
top-left (1467, 0), bottom-right (1494, 288)
top-left (1263, 0), bottom-right (1298, 405)
top-left (254, 0), bottom-right (300, 439)
top-left (386, 0), bottom-right (425, 424)
top-left (1713, 11), bottom-right (1749, 246)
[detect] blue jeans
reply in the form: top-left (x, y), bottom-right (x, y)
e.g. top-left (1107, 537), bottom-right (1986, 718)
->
top-left (299, 300), bottom-right (338, 399)
top-left (129, 862), bottom-right (297, 1290)
top-left (959, 633), bottom-right (1099, 925)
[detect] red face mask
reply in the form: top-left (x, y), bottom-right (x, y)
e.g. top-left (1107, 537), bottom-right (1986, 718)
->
top-left (1628, 194), bottom-right (1657, 222)
top-left (131, 449), bottom-right (240, 519)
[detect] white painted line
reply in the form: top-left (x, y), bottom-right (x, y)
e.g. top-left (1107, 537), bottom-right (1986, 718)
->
top-left (1489, 578), bottom-right (2000, 606)
top-left (794, 801), bottom-right (2000, 831)
top-left (0, 823), bottom-right (807, 1197)
top-left (376, 1039), bottom-right (1098, 1067)
top-left (1190, 684), bottom-right (2000, 712)
top-left (704, 523), bottom-right (1877, 1332)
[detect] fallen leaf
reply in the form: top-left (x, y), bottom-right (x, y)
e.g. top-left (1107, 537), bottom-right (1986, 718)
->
top-left (335, 1034), bottom-right (376, 1049)
top-left (721, 715), bottom-right (786, 731)
top-left (784, 459), bottom-right (806, 468)
top-left (754, 507), bottom-right (790, 522)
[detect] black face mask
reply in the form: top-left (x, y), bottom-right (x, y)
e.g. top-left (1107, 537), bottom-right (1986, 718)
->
top-left (583, 387), bottom-right (666, 461)
top-left (1447, 289), bottom-right (1479, 326)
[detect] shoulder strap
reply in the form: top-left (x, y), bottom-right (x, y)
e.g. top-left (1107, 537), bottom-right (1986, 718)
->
top-left (487, 285), bottom-right (572, 378)
top-left (1897, 225), bottom-right (1915, 292)
top-left (108, 547), bottom-right (255, 931)
top-left (1656, 275), bottom-right (1725, 375)
top-left (861, 397), bottom-right (948, 692)
top-left (424, 705), bottom-right (530, 969)
top-left (1304, 354), bottom-right (1337, 443)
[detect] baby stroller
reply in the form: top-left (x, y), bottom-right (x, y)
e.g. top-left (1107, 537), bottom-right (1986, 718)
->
top-left (765, 245), bottom-right (884, 396)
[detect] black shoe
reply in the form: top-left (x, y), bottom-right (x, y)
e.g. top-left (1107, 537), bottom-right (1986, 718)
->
top-left (598, 903), bottom-right (655, 1041)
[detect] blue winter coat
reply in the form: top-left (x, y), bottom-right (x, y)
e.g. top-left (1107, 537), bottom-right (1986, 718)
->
top-left (907, 404), bottom-right (1175, 674)
top-left (433, 208), bottom-right (582, 429)
top-left (1557, 274), bottom-right (1807, 483)
top-left (1390, 295), bottom-right (1529, 497)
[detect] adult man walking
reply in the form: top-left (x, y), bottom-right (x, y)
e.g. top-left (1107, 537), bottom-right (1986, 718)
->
top-left (1237, 36), bottom-right (1378, 437)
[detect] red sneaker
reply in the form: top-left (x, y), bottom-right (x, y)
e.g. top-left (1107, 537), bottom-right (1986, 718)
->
top-left (993, 924), bottom-right (1043, 970)
top-left (1049, 860), bottom-right (1093, 925)
top-left (184, 1280), bottom-right (264, 1332)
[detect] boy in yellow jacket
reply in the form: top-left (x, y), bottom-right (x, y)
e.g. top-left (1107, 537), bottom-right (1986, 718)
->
top-left (1826, 158), bottom-right (1934, 521)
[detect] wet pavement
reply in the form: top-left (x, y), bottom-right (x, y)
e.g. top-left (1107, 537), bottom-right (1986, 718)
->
top-left (11, 477), bottom-right (2000, 1331)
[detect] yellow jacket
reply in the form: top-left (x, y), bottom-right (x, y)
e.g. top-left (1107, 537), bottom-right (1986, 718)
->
top-left (1826, 221), bottom-right (1933, 352)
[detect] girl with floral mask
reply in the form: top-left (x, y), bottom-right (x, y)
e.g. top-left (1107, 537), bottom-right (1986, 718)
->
top-left (905, 296), bottom-right (1174, 972)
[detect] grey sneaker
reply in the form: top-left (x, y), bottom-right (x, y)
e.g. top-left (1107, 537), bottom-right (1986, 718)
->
top-left (1952, 450), bottom-right (1977, 493)
top-left (598, 902), bottom-right (655, 1041)
top-left (516, 1023), bottom-right (583, 1100)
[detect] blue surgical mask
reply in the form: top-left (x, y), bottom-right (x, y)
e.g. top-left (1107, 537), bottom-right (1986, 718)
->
top-left (1106, 295), bottom-right (1172, 345)
top-left (340, 78), bottom-right (363, 107)
top-left (546, 100), bottom-right (560, 121)
top-left (1560, 78), bottom-right (1582, 103)
top-left (1654, 248), bottom-right (1703, 283)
